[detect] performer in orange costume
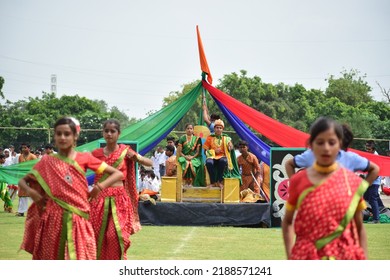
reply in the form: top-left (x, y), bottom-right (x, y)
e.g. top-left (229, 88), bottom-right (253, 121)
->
top-left (203, 119), bottom-right (233, 188)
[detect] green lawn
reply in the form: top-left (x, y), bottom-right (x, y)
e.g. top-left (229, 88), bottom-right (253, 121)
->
top-left (1, 203), bottom-right (389, 260)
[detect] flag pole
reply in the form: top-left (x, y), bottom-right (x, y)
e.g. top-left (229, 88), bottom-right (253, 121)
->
top-left (196, 25), bottom-right (213, 85)
top-left (196, 25), bottom-right (213, 125)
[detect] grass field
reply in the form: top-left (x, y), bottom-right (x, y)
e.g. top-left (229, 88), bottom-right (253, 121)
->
top-left (1, 203), bottom-right (389, 260)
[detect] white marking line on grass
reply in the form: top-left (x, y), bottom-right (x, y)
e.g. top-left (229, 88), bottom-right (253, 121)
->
top-left (171, 227), bottom-right (197, 257)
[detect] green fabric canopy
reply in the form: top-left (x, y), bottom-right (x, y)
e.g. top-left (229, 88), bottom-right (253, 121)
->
top-left (0, 82), bottom-right (203, 185)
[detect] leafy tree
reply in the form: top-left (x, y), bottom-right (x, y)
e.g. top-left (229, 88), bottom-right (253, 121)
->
top-left (361, 101), bottom-right (390, 122)
top-left (376, 81), bottom-right (390, 103)
top-left (218, 72), bottom-right (315, 138)
top-left (325, 69), bottom-right (373, 106)
top-left (369, 119), bottom-right (390, 153)
top-left (217, 70), bottom-right (264, 106)
top-left (0, 92), bottom-right (131, 149)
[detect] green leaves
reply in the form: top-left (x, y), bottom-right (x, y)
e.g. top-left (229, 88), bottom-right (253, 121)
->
top-left (0, 91), bottom-right (131, 149)
top-left (325, 69), bottom-right (373, 106)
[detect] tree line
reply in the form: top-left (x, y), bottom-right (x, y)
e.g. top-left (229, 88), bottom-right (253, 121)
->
top-left (0, 90), bottom-right (136, 149)
top-left (1, 69), bottom-right (389, 154)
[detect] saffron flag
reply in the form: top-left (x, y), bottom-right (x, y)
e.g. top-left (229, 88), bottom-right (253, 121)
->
top-left (196, 25), bottom-right (213, 84)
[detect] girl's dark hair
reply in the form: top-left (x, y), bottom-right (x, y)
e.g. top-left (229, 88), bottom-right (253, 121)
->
top-left (185, 123), bottom-right (193, 129)
top-left (308, 117), bottom-right (343, 145)
top-left (103, 119), bottom-right (121, 133)
top-left (54, 117), bottom-right (78, 135)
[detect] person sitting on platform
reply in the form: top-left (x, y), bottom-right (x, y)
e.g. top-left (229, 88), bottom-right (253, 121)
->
top-left (237, 141), bottom-right (263, 197)
top-left (203, 119), bottom-right (234, 189)
top-left (137, 170), bottom-right (146, 193)
top-left (139, 171), bottom-right (160, 205)
top-left (166, 136), bottom-right (177, 155)
top-left (177, 123), bottom-right (202, 187)
top-left (140, 171), bottom-right (160, 192)
top-left (165, 145), bottom-right (177, 177)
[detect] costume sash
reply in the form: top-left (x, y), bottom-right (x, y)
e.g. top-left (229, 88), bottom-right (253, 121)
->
top-left (94, 145), bottom-right (140, 235)
top-left (295, 168), bottom-right (368, 251)
top-left (31, 154), bottom-right (89, 260)
top-left (31, 155), bottom-right (88, 219)
top-left (315, 170), bottom-right (368, 249)
top-left (97, 148), bottom-right (128, 183)
top-left (205, 134), bottom-right (233, 170)
top-left (223, 136), bottom-right (233, 170)
top-left (124, 153), bottom-right (141, 234)
top-left (96, 196), bottom-right (124, 260)
top-left (180, 135), bottom-right (199, 156)
top-left (178, 136), bottom-right (197, 177)
top-left (95, 147), bottom-right (128, 259)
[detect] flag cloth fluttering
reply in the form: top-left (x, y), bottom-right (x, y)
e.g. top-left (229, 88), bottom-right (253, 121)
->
top-left (196, 25), bottom-right (213, 84)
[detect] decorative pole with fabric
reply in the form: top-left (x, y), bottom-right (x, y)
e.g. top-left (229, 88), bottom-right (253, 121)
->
top-left (197, 25), bottom-right (213, 126)
top-left (197, 25), bottom-right (213, 85)
top-left (196, 26), bottom-right (241, 185)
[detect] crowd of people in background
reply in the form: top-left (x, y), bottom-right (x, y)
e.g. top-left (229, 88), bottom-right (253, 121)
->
top-left (0, 49), bottom-right (389, 259)
top-left (3, 123), bottom-right (388, 212)
top-left (0, 114), bottom-right (389, 260)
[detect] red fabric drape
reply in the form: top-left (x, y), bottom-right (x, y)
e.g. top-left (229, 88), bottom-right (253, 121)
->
top-left (203, 81), bottom-right (390, 176)
top-left (350, 149), bottom-right (390, 176)
top-left (203, 81), bottom-right (309, 147)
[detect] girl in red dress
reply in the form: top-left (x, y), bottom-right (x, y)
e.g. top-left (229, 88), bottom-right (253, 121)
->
top-left (282, 117), bottom-right (370, 260)
top-left (90, 119), bottom-right (152, 260)
top-left (18, 117), bottom-right (123, 260)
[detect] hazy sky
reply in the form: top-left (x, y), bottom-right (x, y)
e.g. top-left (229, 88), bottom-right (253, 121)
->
top-left (1, 0), bottom-right (389, 119)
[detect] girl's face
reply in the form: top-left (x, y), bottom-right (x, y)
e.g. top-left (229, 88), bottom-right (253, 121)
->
top-left (54, 124), bottom-right (77, 151)
top-left (310, 127), bottom-right (341, 166)
top-left (186, 125), bottom-right (194, 136)
top-left (103, 123), bottom-right (120, 145)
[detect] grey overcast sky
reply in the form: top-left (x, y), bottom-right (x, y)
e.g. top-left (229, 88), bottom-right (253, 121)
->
top-left (1, 0), bottom-right (389, 119)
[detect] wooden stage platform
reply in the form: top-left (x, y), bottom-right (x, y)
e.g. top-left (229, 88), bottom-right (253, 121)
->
top-left (139, 176), bottom-right (271, 227)
top-left (138, 201), bottom-right (271, 227)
